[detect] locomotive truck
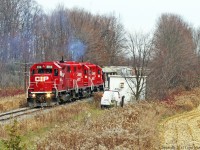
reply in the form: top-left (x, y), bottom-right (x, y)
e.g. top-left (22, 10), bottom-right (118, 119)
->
top-left (27, 59), bottom-right (104, 107)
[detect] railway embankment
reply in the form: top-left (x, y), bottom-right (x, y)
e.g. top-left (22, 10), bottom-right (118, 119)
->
top-left (1, 89), bottom-right (200, 149)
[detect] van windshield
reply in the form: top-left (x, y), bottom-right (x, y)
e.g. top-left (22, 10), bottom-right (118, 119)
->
top-left (38, 69), bottom-right (52, 74)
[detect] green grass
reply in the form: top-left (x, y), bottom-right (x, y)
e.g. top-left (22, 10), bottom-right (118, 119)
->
top-left (0, 102), bottom-right (105, 150)
top-left (0, 140), bottom-right (6, 150)
top-left (21, 125), bottom-right (55, 149)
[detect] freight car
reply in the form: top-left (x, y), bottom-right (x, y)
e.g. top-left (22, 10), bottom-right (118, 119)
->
top-left (27, 59), bottom-right (104, 107)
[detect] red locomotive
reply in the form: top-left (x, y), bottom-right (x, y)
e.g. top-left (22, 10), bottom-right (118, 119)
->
top-left (27, 59), bottom-right (104, 107)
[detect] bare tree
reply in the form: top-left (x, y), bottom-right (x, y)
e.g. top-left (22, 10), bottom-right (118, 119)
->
top-left (123, 32), bottom-right (152, 101)
top-left (149, 13), bottom-right (197, 99)
top-left (0, 0), bottom-right (41, 62)
top-left (33, 5), bottom-right (72, 62)
top-left (68, 9), bottom-right (126, 65)
top-left (0, 0), bottom-right (41, 88)
top-left (193, 28), bottom-right (200, 62)
top-left (99, 15), bottom-right (127, 65)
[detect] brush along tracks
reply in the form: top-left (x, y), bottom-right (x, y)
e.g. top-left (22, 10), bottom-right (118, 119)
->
top-left (160, 106), bottom-right (200, 149)
top-left (0, 107), bottom-right (42, 122)
top-left (0, 97), bottom-right (92, 124)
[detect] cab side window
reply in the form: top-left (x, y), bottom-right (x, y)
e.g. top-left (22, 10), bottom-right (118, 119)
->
top-left (54, 69), bottom-right (58, 76)
top-left (84, 70), bottom-right (88, 75)
top-left (98, 69), bottom-right (101, 74)
top-left (32, 69), bottom-right (35, 76)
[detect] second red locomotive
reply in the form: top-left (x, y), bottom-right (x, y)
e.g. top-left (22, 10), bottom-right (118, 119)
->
top-left (27, 59), bottom-right (104, 107)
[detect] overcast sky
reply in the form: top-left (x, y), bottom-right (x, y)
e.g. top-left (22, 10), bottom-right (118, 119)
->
top-left (35, 0), bottom-right (200, 33)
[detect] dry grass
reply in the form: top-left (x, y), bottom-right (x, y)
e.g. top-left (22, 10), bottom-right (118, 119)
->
top-left (174, 88), bottom-right (200, 111)
top-left (0, 94), bottom-right (27, 113)
top-left (36, 101), bottom-right (170, 150)
top-left (35, 88), bottom-right (200, 149)
top-left (92, 92), bottom-right (103, 108)
top-left (1, 88), bottom-right (200, 149)
top-left (0, 101), bottom-right (91, 139)
top-left (158, 88), bottom-right (200, 148)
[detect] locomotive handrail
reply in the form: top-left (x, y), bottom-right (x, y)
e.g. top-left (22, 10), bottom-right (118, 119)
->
top-left (89, 77), bottom-right (94, 91)
top-left (29, 82), bottom-right (61, 89)
top-left (53, 80), bottom-right (58, 97)
top-left (29, 81), bottom-right (55, 84)
top-left (73, 79), bottom-right (79, 93)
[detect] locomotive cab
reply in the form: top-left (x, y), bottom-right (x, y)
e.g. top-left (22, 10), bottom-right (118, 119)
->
top-left (27, 62), bottom-right (61, 107)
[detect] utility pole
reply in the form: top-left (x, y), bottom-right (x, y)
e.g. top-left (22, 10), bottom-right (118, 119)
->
top-left (24, 60), bottom-right (27, 92)
top-left (15, 61), bottom-right (32, 92)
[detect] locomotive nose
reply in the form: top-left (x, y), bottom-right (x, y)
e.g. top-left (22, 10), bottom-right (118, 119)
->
top-left (35, 75), bottom-right (50, 82)
top-left (33, 74), bottom-right (53, 92)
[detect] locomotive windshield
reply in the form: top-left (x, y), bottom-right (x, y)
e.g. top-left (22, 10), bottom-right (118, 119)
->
top-left (37, 69), bottom-right (52, 74)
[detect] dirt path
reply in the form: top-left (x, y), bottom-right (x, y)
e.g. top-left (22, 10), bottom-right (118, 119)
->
top-left (160, 106), bottom-right (200, 149)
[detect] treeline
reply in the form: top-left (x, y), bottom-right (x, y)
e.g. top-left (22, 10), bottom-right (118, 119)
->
top-left (0, 0), bottom-right (126, 65)
top-left (128, 14), bottom-right (200, 99)
top-left (0, 0), bottom-right (200, 99)
top-left (0, 0), bottom-right (126, 88)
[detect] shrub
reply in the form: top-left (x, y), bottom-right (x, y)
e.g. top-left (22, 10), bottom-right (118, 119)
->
top-left (174, 90), bottom-right (200, 111)
top-left (2, 120), bottom-right (25, 150)
top-left (0, 94), bottom-right (26, 113)
top-left (92, 92), bottom-right (103, 108)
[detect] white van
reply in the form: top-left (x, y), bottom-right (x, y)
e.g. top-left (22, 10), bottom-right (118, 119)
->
top-left (100, 90), bottom-right (122, 108)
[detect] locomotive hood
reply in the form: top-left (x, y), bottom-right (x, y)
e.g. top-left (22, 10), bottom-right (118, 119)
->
top-left (29, 61), bottom-right (61, 93)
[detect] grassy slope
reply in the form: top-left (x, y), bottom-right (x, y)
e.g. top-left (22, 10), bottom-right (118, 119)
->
top-left (159, 88), bottom-right (200, 148)
top-left (0, 101), bottom-right (103, 149)
top-left (1, 89), bottom-right (200, 149)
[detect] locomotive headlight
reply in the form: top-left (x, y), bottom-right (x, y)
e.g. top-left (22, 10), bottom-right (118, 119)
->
top-left (46, 93), bottom-right (51, 98)
top-left (32, 94), bottom-right (36, 98)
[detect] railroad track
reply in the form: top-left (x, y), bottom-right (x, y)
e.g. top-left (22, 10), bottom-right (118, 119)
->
top-left (0, 107), bottom-right (41, 122)
top-left (0, 97), bottom-right (92, 123)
